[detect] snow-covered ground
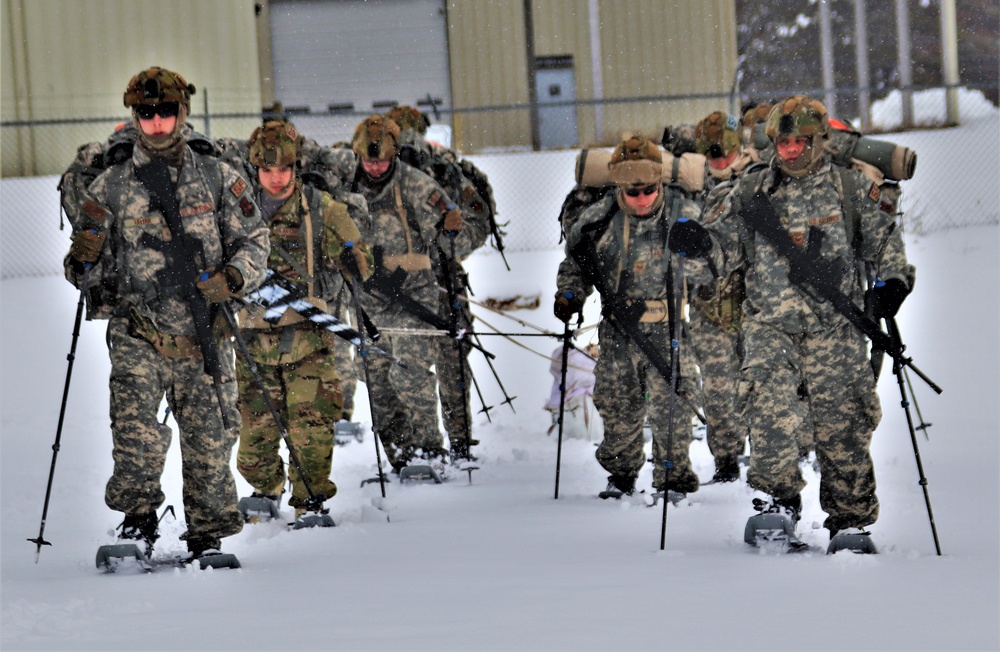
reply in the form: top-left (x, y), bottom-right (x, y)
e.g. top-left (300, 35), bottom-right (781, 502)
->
top-left (2, 98), bottom-right (998, 651)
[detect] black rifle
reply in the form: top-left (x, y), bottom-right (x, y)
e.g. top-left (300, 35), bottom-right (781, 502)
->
top-left (567, 236), bottom-right (675, 385)
top-left (134, 157), bottom-right (232, 429)
top-left (362, 262), bottom-right (495, 360)
top-left (739, 191), bottom-right (939, 392)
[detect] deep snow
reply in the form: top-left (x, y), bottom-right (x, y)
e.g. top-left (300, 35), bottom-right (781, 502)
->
top-left (1, 96), bottom-right (998, 651)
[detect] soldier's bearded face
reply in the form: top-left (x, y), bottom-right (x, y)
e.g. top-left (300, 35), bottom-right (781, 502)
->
top-left (258, 165), bottom-right (295, 199)
top-left (361, 157), bottom-right (392, 178)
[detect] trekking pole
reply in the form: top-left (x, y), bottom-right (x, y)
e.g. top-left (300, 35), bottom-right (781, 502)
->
top-left (343, 244), bottom-right (388, 497)
top-left (28, 278), bottom-right (88, 562)
top-left (219, 303), bottom-right (327, 513)
top-left (887, 317), bottom-right (942, 555)
top-left (660, 255), bottom-right (684, 551)
top-left (445, 233), bottom-right (475, 462)
top-left (553, 303), bottom-right (579, 500)
top-left (903, 366), bottom-right (933, 440)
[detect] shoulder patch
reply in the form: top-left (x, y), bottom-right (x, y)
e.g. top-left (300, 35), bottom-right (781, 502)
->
top-left (428, 190), bottom-right (442, 207)
top-left (240, 196), bottom-right (255, 217)
top-left (867, 182), bottom-right (880, 203)
top-left (231, 178), bottom-right (248, 198)
top-left (82, 199), bottom-right (108, 221)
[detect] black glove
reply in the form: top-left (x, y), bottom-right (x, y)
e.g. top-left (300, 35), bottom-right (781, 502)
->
top-left (553, 291), bottom-right (583, 323)
top-left (667, 218), bottom-right (712, 258)
top-left (866, 278), bottom-right (909, 319)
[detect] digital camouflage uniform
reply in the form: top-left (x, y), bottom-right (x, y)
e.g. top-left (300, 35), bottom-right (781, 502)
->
top-left (65, 140), bottom-right (270, 545)
top-left (391, 108), bottom-right (492, 456)
top-left (557, 190), bottom-right (704, 493)
top-left (687, 112), bottom-right (761, 473)
top-left (702, 152), bottom-right (914, 532)
top-left (235, 176), bottom-right (372, 509)
top-left (350, 154), bottom-right (471, 470)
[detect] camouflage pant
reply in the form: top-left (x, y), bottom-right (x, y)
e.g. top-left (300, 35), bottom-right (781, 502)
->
top-left (235, 332), bottom-right (342, 507)
top-left (332, 332), bottom-right (358, 419)
top-left (689, 309), bottom-right (744, 460)
top-left (592, 321), bottom-right (700, 493)
top-left (106, 317), bottom-right (243, 541)
top-left (364, 319), bottom-right (443, 469)
top-left (739, 320), bottom-right (882, 531)
top-left (435, 292), bottom-right (474, 444)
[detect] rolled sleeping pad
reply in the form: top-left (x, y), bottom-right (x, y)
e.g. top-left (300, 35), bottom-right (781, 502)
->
top-left (575, 147), bottom-right (706, 194)
top-left (753, 122), bottom-right (917, 181)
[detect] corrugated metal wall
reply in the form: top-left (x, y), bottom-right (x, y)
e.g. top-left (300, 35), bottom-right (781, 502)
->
top-left (1, 0), bottom-right (263, 177)
top-left (446, 0), bottom-right (736, 152)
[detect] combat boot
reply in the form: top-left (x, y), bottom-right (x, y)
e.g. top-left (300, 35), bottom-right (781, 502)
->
top-left (120, 511), bottom-right (159, 557)
top-left (710, 455), bottom-right (741, 483)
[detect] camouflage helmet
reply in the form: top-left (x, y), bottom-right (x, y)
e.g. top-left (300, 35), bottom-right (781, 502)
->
top-left (694, 112), bottom-right (741, 159)
top-left (742, 103), bottom-right (773, 131)
top-left (352, 115), bottom-right (401, 160)
top-left (765, 95), bottom-right (829, 142)
top-left (608, 135), bottom-right (663, 187)
top-left (384, 106), bottom-right (430, 135)
top-left (248, 119), bottom-right (301, 168)
top-left (123, 67), bottom-right (195, 110)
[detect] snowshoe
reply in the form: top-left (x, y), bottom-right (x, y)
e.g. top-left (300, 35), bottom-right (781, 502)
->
top-left (826, 528), bottom-right (878, 555)
top-left (237, 493), bottom-right (281, 523)
top-left (398, 464), bottom-right (444, 484)
top-left (95, 509), bottom-right (164, 570)
top-left (649, 489), bottom-right (687, 507)
top-left (333, 420), bottom-right (365, 445)
top-left (95, 543), bottom-right (148, 572)
top-left (744, 497), bottom-right (814, 554)
top-left (291, 505), bottom-right (336, 529)
top-left (598, 475), bottom-right (635, 500)
top-left (184, 535), bottom-right (241, 570)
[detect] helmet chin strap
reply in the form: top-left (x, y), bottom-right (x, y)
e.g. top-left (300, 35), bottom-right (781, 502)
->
top-left (777, 137), bottom-right (825, 178)
top-left (134, 105), bottom-right (187, 154)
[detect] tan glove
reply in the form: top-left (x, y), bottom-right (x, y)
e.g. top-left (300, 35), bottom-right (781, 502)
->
top-left (69, 229), bottom-right (106, 264)
top-left (443, 207), bottom-right (463, 232)
top-left (196, 266), bottom-right (243, 303)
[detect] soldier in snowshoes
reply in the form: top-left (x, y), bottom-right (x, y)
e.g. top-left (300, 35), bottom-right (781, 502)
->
top-left (63, 67), bottom-right (270, 559)
top-left (686, 111), bottom-right (756, 484)
top-left (346, 115), bottom-right (474, 473)
top-left (669, 96), bottom-right (915, 546)
top-left (233, 119), bottom-right (373, 520)
top-left (555, 135), bottom-right (704, 500)
top-left (385, 105), bottom-right (492, 461)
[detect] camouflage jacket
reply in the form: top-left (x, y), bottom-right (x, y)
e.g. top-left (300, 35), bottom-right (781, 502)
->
top-left (557, 187), bottom-right (702, 319)
top-left (701, 156), bottom-right (915, 335)
top-left (353, 161), bottom-right (467, 318)
top-left (65, 143), bottom-right (270, 337)
top-left (398, 139), bottom-right (491, 261)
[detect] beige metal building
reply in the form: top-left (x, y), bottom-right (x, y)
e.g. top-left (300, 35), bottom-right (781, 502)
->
top-left (1, 0), bottom-right (263, 177)
top-left (446, 0), bottom-right (738, 152)
top-left (1, 0), bottom-right (736, 176)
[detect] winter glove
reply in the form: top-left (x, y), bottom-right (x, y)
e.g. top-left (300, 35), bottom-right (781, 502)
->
top-left (196, 266), bottom-right (243, 303)
top-left (442, 207), bottom-right (463, 233)
top-left (69, 229), bottom-right (106, 264)
top-left (339, 243), bottom-right (370, 281)
top-left (553, 291), bottom-right (583, 323)
top-left (866, 278), bottom-right (909, 319)
top-left (667, 218), bottom-right (712, 258)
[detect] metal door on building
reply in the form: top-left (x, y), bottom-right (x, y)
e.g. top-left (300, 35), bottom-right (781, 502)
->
top-left (269, 0), bottom-right (451, 143)
top-left (535, 57), bottom-right (578, 150)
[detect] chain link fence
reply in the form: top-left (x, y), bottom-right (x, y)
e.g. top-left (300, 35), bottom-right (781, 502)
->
top-left (2, 86), bottom-right (996, 280)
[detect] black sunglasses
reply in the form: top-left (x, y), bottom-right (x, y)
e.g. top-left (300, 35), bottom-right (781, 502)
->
top-left (134, 103), bottom-right (179, 120)
top-left (624, 184), bottom-right (659, 198)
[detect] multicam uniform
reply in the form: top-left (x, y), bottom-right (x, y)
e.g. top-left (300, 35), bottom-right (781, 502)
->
top-left (65, 142), bottom-right (270, 545)
top-left (235, 179), bottom-right (372, 509)
top-left (557, 190), bottom-right (704, 493)
top-left (702, 155), bottom-right (914, 532)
